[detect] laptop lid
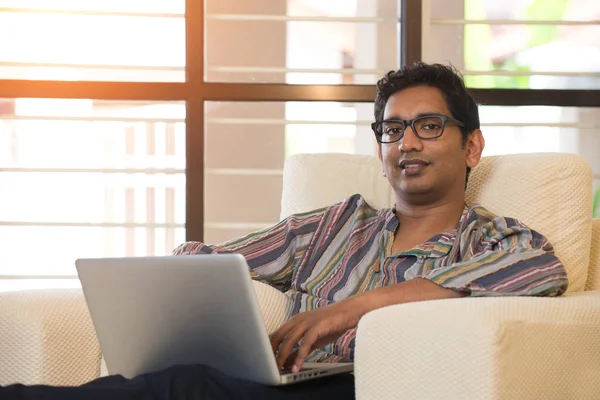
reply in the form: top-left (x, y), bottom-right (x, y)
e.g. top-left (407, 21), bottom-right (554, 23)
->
top-left (76, 254), bottom-right (285, 385)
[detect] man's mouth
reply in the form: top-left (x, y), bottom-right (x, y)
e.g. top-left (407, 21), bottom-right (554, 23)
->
top-left (399, 159), bottom-right (430, 175)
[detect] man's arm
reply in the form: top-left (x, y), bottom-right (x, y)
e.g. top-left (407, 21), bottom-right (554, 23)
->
top-left (414, 216), bottom-right (569, 297)
top-left (272, 216), bottom-right (568, 371)
top-left (172, 209), bottom-right (327, 289)
top-left (271, 278), bottom-right (464, 371)
top-left (171, 195), bottom-right (372, 289)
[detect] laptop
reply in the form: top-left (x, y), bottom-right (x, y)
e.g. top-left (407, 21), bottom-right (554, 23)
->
top-left (75, 254), bottom-right (353, 386)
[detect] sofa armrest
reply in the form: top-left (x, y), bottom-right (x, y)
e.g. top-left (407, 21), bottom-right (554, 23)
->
top-left (0, 282), bottom-right (292, 386)
top-left (252, 280), bottom-right (293, 334)
top-left (355, 291), bottom-right (600, 400)
top-left (0, 289), bottom-right (102, 386)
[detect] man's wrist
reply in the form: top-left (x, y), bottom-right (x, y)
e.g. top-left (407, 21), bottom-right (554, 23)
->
top-left (347, 278), bottom-right (466, 320)
top-left (346, 289), bottom-right (389, 321)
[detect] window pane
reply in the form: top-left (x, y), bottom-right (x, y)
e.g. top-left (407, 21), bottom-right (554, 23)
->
top-left (480, 106), bottom-right (599, 156)
top-left (424, 0), bottom-right (600, 89)
top-left (0, 0), bottom-right (184, 13)
top-left (205, 0), bottom-right (399, 84)
top-left (0, 1), bottom-right (185, 82)
top-left (0, 227), bottom-right (186, 276)
top-left (0, 99), bottom-right (186, 285)
top-left (204, 101), bottom-right (376, 243)
top-left (479, 106), bottom-right (600, 212)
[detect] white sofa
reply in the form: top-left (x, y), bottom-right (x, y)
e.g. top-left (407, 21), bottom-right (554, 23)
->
top-left (1, 153), bottom-right (599, 399)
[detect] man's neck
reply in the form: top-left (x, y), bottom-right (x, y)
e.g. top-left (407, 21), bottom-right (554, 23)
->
top-left (394, 196), bottom-right (466, 237)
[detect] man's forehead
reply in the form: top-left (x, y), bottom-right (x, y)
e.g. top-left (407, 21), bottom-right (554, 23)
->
top-left (383, 86), bottom-right (449, 119)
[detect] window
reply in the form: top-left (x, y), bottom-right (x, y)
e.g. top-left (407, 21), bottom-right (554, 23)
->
top-left (204, 101), bottom-right (375, 243)
top-left (204, 0), bottom-right (400, 84)
top-left (0, 99), bottom-right (185, 288)
top-left (424, 0), bottom-right (600, 89)
top-left (0, 0), bottom-right (598, 290)
top-left (0, 0), bottom-right (185, 82)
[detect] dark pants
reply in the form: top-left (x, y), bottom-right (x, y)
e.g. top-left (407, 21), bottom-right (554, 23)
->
top-left (0, 364), bottom-right (355, 400)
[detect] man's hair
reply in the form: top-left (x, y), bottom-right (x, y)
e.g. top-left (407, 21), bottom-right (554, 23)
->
top-left (374, 62), bottom-right (480, 183)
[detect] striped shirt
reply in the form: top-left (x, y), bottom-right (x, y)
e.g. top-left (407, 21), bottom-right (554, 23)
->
top-left (173, 194), bottom-right (568, 362)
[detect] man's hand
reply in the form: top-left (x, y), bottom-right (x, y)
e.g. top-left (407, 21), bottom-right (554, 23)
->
top-left (269, 297), bottom-right (365, 373)
top-left (269, 278), bottom-right (467, 373)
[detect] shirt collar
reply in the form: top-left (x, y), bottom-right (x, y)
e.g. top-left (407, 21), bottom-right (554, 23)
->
top-left (382, 204), bottom-right (473, 259)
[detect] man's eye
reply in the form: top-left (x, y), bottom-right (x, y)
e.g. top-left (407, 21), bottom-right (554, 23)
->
top-left (384, 127), bottom-right (403, 135)
top-left (422, 123), bottom-right (441, 130)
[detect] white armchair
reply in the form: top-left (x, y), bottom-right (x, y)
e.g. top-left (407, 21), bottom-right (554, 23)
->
top-left (1, 152), bottom-right (599, 400)
top-left (282, 153), bottom-right (600, 399)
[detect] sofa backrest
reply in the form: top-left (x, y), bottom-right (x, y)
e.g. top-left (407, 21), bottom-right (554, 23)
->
top-left (281, 152), bottom-right (594, 293)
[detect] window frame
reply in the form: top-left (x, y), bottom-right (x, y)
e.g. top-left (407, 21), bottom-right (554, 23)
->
top-left (0, 0), bottom-right (597, 242)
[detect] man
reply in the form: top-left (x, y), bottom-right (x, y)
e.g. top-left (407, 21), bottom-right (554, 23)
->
top-left (2, 62), bottom-right (567, 399)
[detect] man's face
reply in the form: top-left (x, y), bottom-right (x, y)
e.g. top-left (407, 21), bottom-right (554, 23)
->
top-left (377, 85), bottom-right (483, 204)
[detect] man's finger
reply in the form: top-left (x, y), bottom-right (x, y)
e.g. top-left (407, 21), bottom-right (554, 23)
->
top-left (275, 326), bottom-right (308, 370)
top-left (283, 350), bottom-right (298, 369)
top-left (269, 320), bottom-right (295, 353)
top-left (292, 328), bottom-right (320, 372)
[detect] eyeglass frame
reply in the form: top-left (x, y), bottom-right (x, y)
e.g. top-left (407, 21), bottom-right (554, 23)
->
top-left (371, 114), bottom-right (465, 144)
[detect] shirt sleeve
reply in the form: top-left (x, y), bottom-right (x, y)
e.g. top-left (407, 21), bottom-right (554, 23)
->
top-left (420, 216), bottom-right (569, 297)
top-left (171, 207), bottom-right (328, 290)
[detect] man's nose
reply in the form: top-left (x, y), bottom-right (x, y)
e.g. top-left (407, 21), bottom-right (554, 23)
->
top-left (398, 125), bottom-right (423, 152)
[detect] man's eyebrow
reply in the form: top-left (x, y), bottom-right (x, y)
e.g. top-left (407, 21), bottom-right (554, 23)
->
top-left (383, 112), bottom-right (443, 120)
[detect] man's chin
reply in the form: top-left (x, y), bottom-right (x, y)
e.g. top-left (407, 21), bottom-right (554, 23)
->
top-left (397, 180), bottom-right (431, 194)
top-left (395, 182), bottom-right (437, 202)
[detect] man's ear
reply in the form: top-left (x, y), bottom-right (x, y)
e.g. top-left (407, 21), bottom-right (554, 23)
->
top-left (465, 129), bottom-right (485, 170)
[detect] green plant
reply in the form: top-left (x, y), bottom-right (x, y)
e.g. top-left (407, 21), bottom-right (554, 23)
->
top-left (594, 187), bottom-right (600, 218)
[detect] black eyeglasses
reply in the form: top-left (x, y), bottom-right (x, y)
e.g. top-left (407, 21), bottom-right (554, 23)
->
top-left (371, 114), bottom-right (465, 143)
